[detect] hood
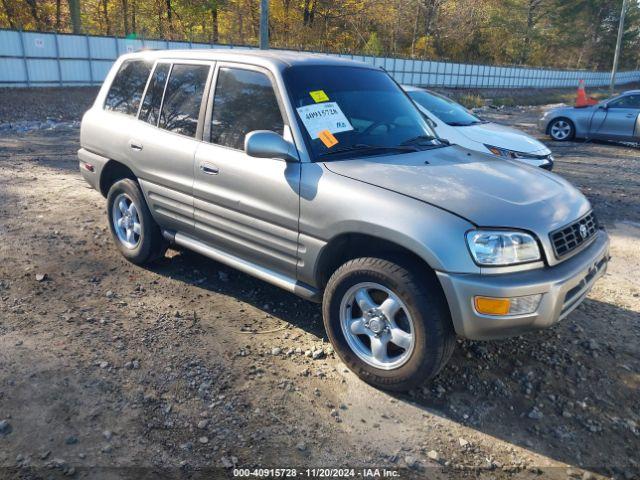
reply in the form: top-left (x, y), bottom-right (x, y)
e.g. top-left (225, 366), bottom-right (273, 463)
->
top-left (544, 104), bottom-right (597, 117)
top-left (323, 146), bottom-right (590, 233)
top-left (456, 122), bottom-right (550, 154)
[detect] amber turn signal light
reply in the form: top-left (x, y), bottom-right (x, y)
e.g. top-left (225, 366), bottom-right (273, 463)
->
top-left (474, 296), bottom-right (511, 315)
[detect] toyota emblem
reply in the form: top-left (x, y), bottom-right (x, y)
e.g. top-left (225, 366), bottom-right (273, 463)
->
top-left (579, 224), bottom-right (588, 239)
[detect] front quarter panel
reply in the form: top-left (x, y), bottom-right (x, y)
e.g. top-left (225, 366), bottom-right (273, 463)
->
top-left (566, 108), bottom-right (595, 138)
top-left (543, 107), bottom-right (593, 138)
top-left (297, 162), bottom-right (479, 287)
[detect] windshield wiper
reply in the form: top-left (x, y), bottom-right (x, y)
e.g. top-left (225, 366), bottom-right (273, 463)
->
top-left (447, 121), bottom-right (474, 126)
top-left (318, 144), bottom-right (418, 158)
top-left (448, 120), bottom-right (485, 126)
top-left (399, 134), bottom-right (439, 146)
top-left (399, 135), bottom-right (451, 148)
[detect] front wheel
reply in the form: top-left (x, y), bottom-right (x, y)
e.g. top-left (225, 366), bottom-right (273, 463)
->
top-left (322, 257), bottom-right (455, 391)
top-left (548, 118), bottom-right (575, 141)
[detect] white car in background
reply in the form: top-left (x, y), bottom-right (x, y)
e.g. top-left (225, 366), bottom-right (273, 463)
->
top-left (403, 85), bottom-right (554, 170)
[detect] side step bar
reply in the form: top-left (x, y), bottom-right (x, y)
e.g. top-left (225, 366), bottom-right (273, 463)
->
top-left (166, 230), bottom-right (320, 302)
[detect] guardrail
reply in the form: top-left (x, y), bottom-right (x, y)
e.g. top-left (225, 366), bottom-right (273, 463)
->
top-left (1, 28), bottom-right (638, 89)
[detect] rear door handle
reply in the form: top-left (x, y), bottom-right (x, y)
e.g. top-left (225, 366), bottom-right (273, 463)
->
top-left (200, 163), bottom-right (219, 175)
top-left (129, 141), bottom-right (143, 151)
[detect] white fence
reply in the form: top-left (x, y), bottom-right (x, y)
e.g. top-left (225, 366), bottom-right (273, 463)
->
top-left (1, 28), bottom-right (638, 89)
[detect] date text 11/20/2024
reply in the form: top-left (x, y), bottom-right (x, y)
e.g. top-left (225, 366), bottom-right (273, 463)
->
top-left (233, 468), bottom-right (403, 477)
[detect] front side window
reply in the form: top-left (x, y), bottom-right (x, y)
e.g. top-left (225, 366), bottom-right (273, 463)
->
top-left (159, 64), bottom-right (210, 138)
top-left (210, 68), bottom-right (285, 150)
top-left (140, 63), bottom-right (171, 126)
top-left (284, 66), bottom-right (440, 160)
top-left (104, 59), bottom-right (153, 116)
top-left (408, 89), bottom-right (483, 126)
top-left (608, 95), bottom-right (640, 109)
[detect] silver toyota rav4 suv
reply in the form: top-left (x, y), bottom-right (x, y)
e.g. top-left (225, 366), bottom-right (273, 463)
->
top-left (79, 50), bottom-right (610, 391)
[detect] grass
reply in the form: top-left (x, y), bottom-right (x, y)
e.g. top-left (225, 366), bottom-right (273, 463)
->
top-left (456, 93), bottom-right (485, 109)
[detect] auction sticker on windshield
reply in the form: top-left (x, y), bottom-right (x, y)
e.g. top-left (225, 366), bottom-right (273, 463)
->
top-left (296, 102), bottom-right (353, 139)
top-left (309, 90), bottom-right (330, 103)
top-left (318, 129), bottom-right (339, 148)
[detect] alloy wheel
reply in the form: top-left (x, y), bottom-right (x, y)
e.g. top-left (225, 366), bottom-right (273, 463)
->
top-left (339, 282), bottom-right (415, 370)
top-left (112, 193), bottom-right (142, 249)
top-left (550, 120), bottom-right (572, 140)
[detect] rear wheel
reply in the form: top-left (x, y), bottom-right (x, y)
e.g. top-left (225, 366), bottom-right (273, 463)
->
top-left (548, 118), bottom-right (575, 141)
top-left (323, 257), bottom-right (455, 391)
top-left (106, 178), bottom-right (166, 265)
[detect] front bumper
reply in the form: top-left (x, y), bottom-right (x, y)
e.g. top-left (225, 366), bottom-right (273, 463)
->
top-left (437, 230), bottom-right (609, 340)
top-left (520, 155), bottom-right (554, 170)
top-left (537, 117), bottom-right (550, 134)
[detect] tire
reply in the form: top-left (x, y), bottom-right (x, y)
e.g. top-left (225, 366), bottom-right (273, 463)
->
top-left (548, 117), bottom-right (575, 141)
top-left (322, 257), bottom-right (455, 391)
top-left (106, 178), bottom-right (167, 265)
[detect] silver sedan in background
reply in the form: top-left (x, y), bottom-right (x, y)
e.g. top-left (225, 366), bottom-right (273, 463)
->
top-left (539, 90), bottom-right (640, 142)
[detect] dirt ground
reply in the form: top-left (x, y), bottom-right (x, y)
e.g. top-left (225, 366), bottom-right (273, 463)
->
top-left (0, 89), bottom-right (639, 480)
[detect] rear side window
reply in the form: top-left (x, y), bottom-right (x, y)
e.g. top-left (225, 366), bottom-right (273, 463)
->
top-left (210, 68), bottom-right (285, 150)
top-left (104, 60), bottom-right (152, 115)
top-left (140, 63), bottom-right (171, 126)
top-left (159, 64), bottom-right (210, 138)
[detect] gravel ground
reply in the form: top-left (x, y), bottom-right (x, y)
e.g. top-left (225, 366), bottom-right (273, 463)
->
top-left (0, 87), bottom-right (99, 124)
top-left (0, 89), bottom-right (639, 480)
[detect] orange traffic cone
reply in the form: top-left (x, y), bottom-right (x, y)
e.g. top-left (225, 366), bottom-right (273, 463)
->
top-left (575, 79), bottom-right (599, 108)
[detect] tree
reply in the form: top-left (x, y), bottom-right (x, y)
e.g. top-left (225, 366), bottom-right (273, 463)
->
top-left (68, 0), bottom-right (81, 33)
top-left (303, 0), bottom-right (315, 27)
top-left (520, 0), bottom-right (551, 64)
top-left (102, 0), bottom-right (112, 35)
top-left (24, 0), bottom-right (44, 30)
top-left (0, 0), bottom-right (638, 71)
top-left (166, 0), bottom-right (173, 37)
top-left (122, 0), bottom-right (129, 35)
top-left (1, 0), bottom-right (17, 28)
top-left (210, 0), bottom-right (220, 43)
top-left (364, 31), bottom-right (383, 55)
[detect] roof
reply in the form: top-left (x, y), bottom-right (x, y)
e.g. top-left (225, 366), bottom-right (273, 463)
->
top-left (124, 48), bottom-right (375, 71)
top-left (622, 89), bottom-right (640, 95)
top-left (401, 85), bottom-right (437, 95)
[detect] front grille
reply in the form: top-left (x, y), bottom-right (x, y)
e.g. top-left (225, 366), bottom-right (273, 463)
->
top-left (560, 255), bottom-right (608, 317)
top-left (513, 152), bottom-right (552, 160)
top-left (550, 211), bottom-right (598, 258)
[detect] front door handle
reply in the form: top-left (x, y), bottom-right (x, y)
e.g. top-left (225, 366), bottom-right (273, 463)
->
top-left (200, 163), bottom-right (219, 175)
top-left (129, 141), bottom-right (143, 151)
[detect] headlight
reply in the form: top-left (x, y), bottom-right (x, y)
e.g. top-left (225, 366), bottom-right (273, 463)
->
top-left (485, 145), bottom-right (515, 158)
top-left (484, 145), bottom-right (552, 163)
top-left (466, 230), bottom-right (541, 266)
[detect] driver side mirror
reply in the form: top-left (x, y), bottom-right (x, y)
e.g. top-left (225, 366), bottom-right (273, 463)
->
top-left (245, 130), bottom-right (299, 162)
top-left (599, 103), bottom-right (608, 110)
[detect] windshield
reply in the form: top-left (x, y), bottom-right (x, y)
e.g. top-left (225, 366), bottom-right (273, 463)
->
top-left (283, 66), bottom-right (441, 160)
top-left (408, 89), bottom-right (483, 126)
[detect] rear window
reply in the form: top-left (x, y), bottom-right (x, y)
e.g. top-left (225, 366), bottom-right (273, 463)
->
top-left (140, 63), bottom-right (171, 126)
top-left (158, 64), bottom-right (210, 138)
top-left (104, 60), bottom-right (153, 116)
